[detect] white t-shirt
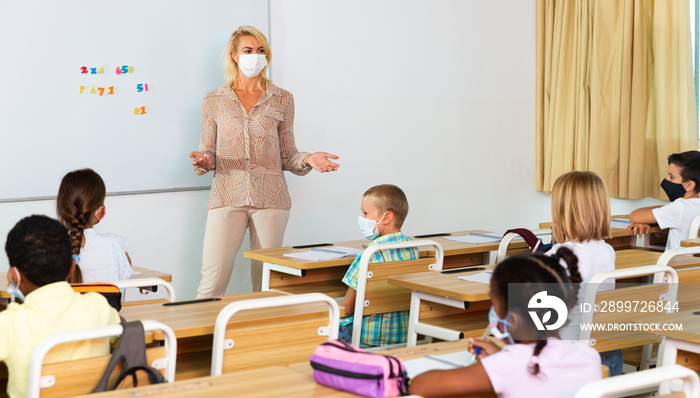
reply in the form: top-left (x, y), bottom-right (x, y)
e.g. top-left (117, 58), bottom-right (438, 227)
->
top-left (480, 338), bottom-right (602, 398)
top-left (79, 228), bottom-right (133, 283)
top-left (547, 240), bottom-right (615, 340)
top-left (652, 197), bottom-right (700, 250)
top-left (548, 240), bottom-right (615, 283)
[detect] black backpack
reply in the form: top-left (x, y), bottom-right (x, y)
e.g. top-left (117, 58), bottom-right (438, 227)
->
top-left (91, 321), bottom-right (167, 392)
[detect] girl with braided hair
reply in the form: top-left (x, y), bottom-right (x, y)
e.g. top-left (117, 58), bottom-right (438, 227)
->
top-left (409, 249), bottom-right (602, 398)
top-left (56, 168), bottom-right (132, 284)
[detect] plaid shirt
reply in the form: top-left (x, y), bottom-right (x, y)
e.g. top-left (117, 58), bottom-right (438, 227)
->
top-left (340, 232), bottom-right (419, 346)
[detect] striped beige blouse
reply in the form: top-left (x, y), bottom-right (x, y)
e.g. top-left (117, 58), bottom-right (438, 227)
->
top-left (193, 83), bottom-right (311, 210)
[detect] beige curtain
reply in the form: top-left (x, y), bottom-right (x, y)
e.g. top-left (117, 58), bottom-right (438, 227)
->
top-left (536, 0), bottom-right (697, 198)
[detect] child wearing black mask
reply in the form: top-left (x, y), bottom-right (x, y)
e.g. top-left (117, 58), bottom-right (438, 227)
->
top-left (628, 150), bottom-right (700, 249)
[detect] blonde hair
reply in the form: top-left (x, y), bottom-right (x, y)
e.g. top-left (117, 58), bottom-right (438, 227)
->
top-left (363, 184), bottom-right (410, 228)
top-left (223, 26), bottom-right (271, 90)
top-left (550, 171), bottom-right (611, 243)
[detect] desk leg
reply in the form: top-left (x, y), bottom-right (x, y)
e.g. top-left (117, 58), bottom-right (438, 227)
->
top-left (636, 234), bottom-right (650, 248)
top-left (410, 292), bottom-right (467, 344)
top-left (262, 263), bottom-right (304, 292)
top-left (262, 262), bottom-right (272, 291)
top-left (658, 338), bottom-right (700, 394)
top-left (407, 291), bottom-right (421, 347)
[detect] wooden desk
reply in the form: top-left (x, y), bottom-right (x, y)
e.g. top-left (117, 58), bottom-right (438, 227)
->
top-left (634, 310), bottom-right (700, 378)
top-left (120, 291), bottom-right (334, 340)
top-left (414, 230), bottom-right (530, 266)
top-left (76, 366), bottom-right (358, 398)
top-left (681, 238), bottom-right (700, 247)
top-left (0, 266), bottom-right (172, 299)
top-left (387, 266), bottom-right (493, 346)
top-left (615, 249), bottom-right (700, 271)
top-left (245, 230), bottom-right (529, 297)
top-left (120, 291), bottom-right (341, 379)
top-left (539, 215), bottom-right (665, 249)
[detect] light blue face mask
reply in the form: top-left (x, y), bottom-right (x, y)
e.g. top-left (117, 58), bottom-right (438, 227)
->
top-left (357, 212), bottom-right (387, 241)
top-left (488, 306), bottom-right (515, 344)
top-left (7, 268), bottom-right (25, 303)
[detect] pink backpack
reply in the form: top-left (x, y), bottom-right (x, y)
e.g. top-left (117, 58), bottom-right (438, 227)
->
top-left (310, 340), bottom-right (409, 398)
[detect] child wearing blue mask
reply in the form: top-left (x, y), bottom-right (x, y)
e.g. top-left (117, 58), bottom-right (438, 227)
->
top-left (0, 215), bottom-right (120, 398)
top-left (409, 248), bottom-right (602, 398)
top-left (628, 151), bottom-right (700, 249)
top-left (338, 184), bottom-right (418, 347)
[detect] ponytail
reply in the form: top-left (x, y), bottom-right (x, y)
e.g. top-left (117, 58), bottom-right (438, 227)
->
top-left (529, 340), bottom-right (547, 375)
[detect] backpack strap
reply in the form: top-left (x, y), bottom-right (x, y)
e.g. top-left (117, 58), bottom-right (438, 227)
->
top-left (502, 228), bottom-right (542, 252)
top-left (110, 365), bottom-right (165, 389)
top-left (91, 321), bottom-right (163, 392)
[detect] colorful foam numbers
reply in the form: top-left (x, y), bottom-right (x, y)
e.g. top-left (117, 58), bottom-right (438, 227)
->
top-left (132, 106), bottom-right (146, 115)
top-left (80, 66), bottom-right (105, 75)
top-left (115, 65), bottom-right (135, 75)
top-left (136, 83), bottom-right (149, 92)
top-left (78, 85), bottom-right (114, 96)
top-left (80, 66), bottom-right (104, 74)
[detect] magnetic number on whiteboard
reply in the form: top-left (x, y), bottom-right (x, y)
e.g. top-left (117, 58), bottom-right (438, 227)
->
top-left (136, 83), bottom-right (149, 92)
top-left (133, 106), bottom-right (146, 115)
top-left (81, 65), bottom-right (104, 74)
top-left (117, 65), bottom-right (135, 75)
top-left (89, 85), bottom-right (96, 94)
top-left (78, 85), bottom-right (85, 94)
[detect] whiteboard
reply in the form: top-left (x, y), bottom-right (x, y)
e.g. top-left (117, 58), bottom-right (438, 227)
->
top-left (0, 0), bottom-right (268, 200)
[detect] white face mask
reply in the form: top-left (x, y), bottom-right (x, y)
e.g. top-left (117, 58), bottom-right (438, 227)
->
top-left (237, 54), bottom-right (267, 78)
top-left (357, 212), bottom-right (386, 241)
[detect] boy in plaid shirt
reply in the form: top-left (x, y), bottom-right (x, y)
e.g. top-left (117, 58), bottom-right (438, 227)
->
top-left (338, 184), bottom-right (418, 346)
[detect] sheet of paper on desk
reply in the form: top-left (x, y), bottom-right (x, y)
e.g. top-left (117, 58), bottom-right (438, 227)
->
top-left (445, 233), bottom-right (501, 244)
top-left (283, 246), bottom-right (362, 261)
top-left (404, 350), bottom-right (473, 378)
top-left (610, 218), bottom-right (632, 229)
top-left (457, 271), bottom-right (493, 284)
top-left (312, 246), bottom-right (363, 256)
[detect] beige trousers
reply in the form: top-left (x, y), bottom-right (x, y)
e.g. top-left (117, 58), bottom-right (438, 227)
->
top-left (196, 206), bottom-right (290, 297)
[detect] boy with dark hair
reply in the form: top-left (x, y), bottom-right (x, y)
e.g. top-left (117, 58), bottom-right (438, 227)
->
top-left (1, 215), bottom-right (120, 398)
top-left (629, 150), bottom-right (700, 249)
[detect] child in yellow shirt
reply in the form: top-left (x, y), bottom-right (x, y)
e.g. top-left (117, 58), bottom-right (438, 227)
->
top-left (0, 215), bottom-right (120, 398)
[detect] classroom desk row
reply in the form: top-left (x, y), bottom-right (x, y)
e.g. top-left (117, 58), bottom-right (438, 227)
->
top-left (0, 266), bottom-right (172, 299)
top-left (81, 338), bottom-right (618, 398)
top-left (9, 265), bottom-right (700, 398)
top-left (246, 220), bottom-right (664, 299)
top-left (81, 340), bottom-right (500, 398)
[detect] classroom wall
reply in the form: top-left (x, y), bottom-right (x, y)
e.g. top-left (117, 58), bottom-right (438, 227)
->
top-left (0, 0), bottom-right (667, 300)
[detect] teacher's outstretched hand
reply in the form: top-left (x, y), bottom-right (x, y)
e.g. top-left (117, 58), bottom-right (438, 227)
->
top-left (304, 152), bottom-right (340, 173)
top-left (190, 26), bottom-right (339, 298)
top-left (189, 151), bottom-right (211, 169)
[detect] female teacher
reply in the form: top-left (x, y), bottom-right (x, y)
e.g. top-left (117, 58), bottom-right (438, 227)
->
top-left (190, 26), bottom-right (339, 297)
